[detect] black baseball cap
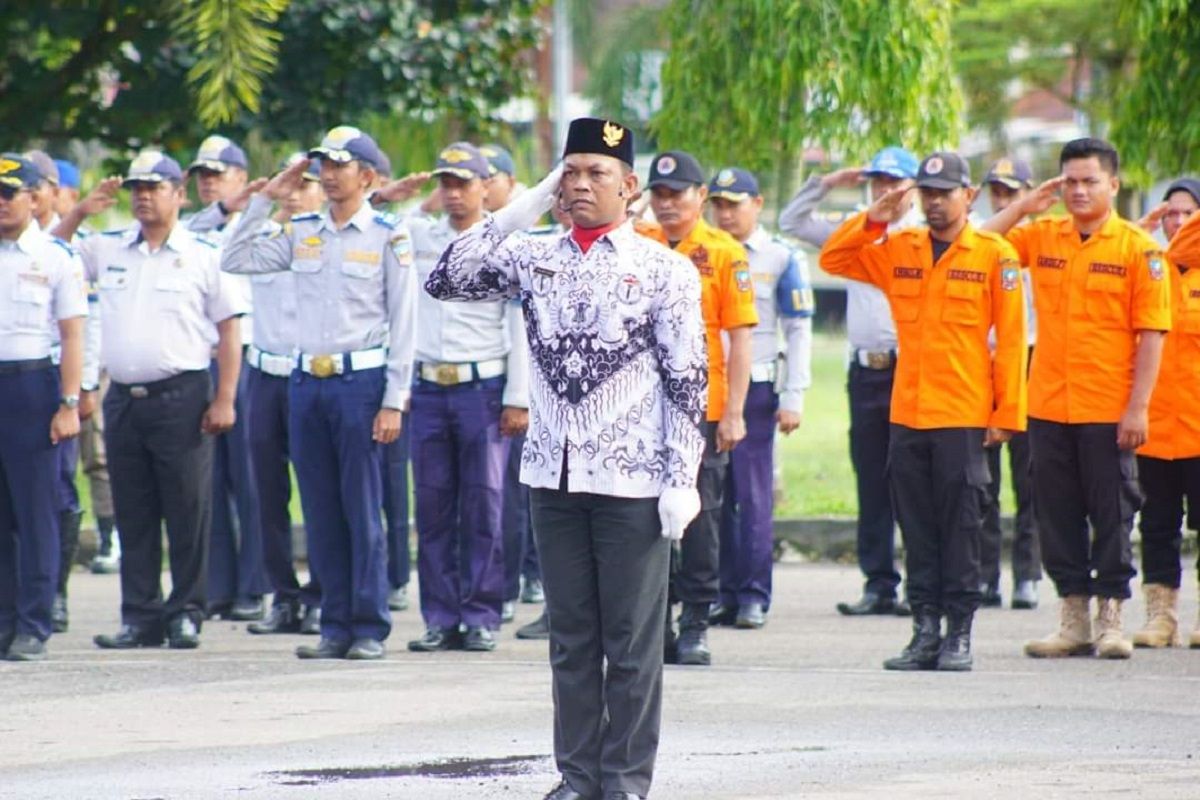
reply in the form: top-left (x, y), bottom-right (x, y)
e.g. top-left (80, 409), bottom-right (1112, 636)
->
top-left (916, 152), bottom-right (971, 190)
top-left (647, 151), bottom-right (705, 191)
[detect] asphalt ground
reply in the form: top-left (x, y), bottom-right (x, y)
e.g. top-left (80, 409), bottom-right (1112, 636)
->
top-left (3, 560), bottom-right (1199, 799)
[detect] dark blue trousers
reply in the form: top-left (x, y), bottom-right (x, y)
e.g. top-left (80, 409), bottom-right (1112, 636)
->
top-left (207, 361), bottom-right (269, 606)
top-left (0, 367), bottom-right (61, 641)
top-left (719, 381), bottom-right (778, 609)
top-left (412, 376), bottom-right (507, 630)
top-left (56, 438), bottom-right (80, 514)
top-left (245, 366), bottom-right (319, 609)
top-left (289, 367), bottom-right (390, 643)
top-left (502, 431), bottom-right (540, 602)
top-left (382, 414), bottom-right (412, 590)
top-left (848, 362), bottom-right (901, 598)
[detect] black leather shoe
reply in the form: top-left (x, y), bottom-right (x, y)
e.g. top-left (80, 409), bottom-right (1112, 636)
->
top-left (838, 592), bottom-right (898, 616)
top-left (1011, 580), bottom-right (1039, 610)
top-left (603, 793), bottom-right (642, 800)
top-left (230, 598), bottom-right (265, 621)
top-left (345, 638), bottom-right (385, 660)
top-left (51, 593), bottom-right (69, 633)
top-left (736, 602), bottom-right (767, 629)
top-left (464, 626), bottom-right (497, 652)
top-left (501, 600), bottom-right (516, 623)
top-left (980, 583), bottom-right (1003, 609)
top-left (205, 601), bottom-right (233, 620)
top-left (883, 608), bottom-right (942, 671)
top-left (299, 605), bottom-right (321, 635)
top-left (387, 586), bottom-right (409, 611)
top-left (936, 611), bottom-right (974, 671)
top-left (408, 627), bottom-right (463, 652)
top-left (168, 615), bottom-right (200, 649)
top-left (708, 603), bottom-right (737, 627)
top-left (677, 604), bottom-right (711, 666)
top-left (664, 607), bottom-right (678, 665)
top-left (543, 779), bottom-right (595, 800)
top-left (296, 637), bottom-right (351, 659)
top-left (520, 577), bottom-right (545, 604)
top-left (6, 634), bottom-right (47, 662)
top-left (248, 603), bottom-right (301, 634)
top-left (0, 630), bottom-right (14, 656)
top-left (516, 611), bottom-right (550, 639)
top-left (94, 624), bottom-right (165, 649)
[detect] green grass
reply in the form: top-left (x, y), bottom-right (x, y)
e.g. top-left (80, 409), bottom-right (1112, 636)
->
top-left (74, 329), bottom-right (1012, 522)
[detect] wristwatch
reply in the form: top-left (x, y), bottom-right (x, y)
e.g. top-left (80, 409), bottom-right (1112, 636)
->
top-left (60, 395), bottom-right (80, 409)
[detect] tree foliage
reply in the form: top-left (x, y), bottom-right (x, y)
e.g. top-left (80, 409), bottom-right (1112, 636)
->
top-left (1111, 0), bottom-right (1200, 185)
top-left (653, 0), bottom-right (960, 202)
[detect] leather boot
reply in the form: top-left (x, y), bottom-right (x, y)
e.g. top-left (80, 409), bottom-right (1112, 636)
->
top-left (663, 605), bottom-right (678, 665)
top-left (1024, 595), bottom-right (1093, 657)
top-left (53, 510), bottom-right (83, 632)
top-left (883, 607), bottom-right (941, 670)
top-left (676, 603), bottom-right (711, 666)
top-left (936, 610), bottom-right (973, 671)
top-left (1132, 583), bottom-right (1180, 648)
top-left (1094, 597), bottom-right (1133, 659)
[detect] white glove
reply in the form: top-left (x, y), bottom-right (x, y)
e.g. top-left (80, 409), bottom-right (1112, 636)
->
top-left (658, 487), bottom-right (701, 541)
top-left (494, 164), bottom-right (562, 235)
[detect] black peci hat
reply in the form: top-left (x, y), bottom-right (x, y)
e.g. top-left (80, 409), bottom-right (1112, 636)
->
top-left (562, 117), bottom-right (634, 167)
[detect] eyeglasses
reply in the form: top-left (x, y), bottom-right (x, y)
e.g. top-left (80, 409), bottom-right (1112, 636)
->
top-left (0, 184), bottom-right (30, 201)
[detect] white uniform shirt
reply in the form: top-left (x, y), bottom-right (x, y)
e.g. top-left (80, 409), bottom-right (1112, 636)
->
top-left (743, 227), bottom-right (814, 413)
top-left (0, 224), bottom-right (88, 360)
top-left (221, 194), bottom-right (417, 410)
top-left (427, 217), bottom-right (708, 498)
top-left (77, 223), bottom-right (247, 384)
top-left (410, 214), bottom-right (529, 407)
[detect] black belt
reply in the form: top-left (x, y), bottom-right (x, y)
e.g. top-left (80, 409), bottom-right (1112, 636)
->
top-left (0, 357), bottom-right (53, 375)
top-left (111, 369), bottom-right (207, 399)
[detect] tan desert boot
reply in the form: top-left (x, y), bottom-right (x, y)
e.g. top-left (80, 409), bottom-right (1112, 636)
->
top-left (1132, 584), bottom-right (1180, 648)
top-left (1025, 595), bottom-right (1094, 658)
top-left (1095, 597), bottom-right (1133, 659)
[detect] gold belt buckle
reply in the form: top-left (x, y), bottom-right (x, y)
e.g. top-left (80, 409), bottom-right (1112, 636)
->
top-left (311, 354), bottom-right (336, 378)
top-left (435, 364), bottom-right (460, 386)
top-left (866, 351), bottom-right (891, 369)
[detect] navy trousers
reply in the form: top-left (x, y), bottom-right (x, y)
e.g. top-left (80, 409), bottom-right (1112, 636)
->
top-left (502, 431), bottom-right (540, 602)
top-left (289, 367), bottom-right (390, 643)
top-left (0, 367), bottom-right (61, 642)
top-left (382, 415), bottom-right (412, 591)
top-left (848, 362), bottom-right (901, 598)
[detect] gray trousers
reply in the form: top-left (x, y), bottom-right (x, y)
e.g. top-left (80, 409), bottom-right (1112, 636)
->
top-left (531, 488), bottom-right (669, 799)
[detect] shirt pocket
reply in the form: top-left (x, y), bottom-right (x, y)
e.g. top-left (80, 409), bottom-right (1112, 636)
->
top-left (1084, 272), bottom-right (1129, 327)
top-left (941, 279), bottom-right (984, 325)
top-left (291, 259), bottom-right (323, 274)
top-left (889, 278), bottom-right (923, 323)
top-left (250, 273), bottom-right (277, 285)
top-left (13, 277), bottom-right (52, 326)
top-left (340, 259), bottom-right (380, 280)
top-left (1032, 266), bottom-right (1064, 313)
top-left (98, 269), bottom-right (129, 291)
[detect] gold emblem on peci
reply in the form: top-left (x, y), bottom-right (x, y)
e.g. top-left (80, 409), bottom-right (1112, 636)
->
top-left (602, 121), bottom-right (625, 148)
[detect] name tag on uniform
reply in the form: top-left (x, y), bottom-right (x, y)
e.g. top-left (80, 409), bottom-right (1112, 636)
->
top-left (99, 266), bottom-right (128, 290)
top-left (17, 272), bottom-right (49, 286)
top-left (946, 269), bottom-right (986, 283)
top-left (294, 246), bottom-right (321, 260)
top-left (344, 250), bottom-right (382, 265)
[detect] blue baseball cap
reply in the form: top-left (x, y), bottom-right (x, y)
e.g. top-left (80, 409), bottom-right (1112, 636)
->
top-left (55, 159), bottom-right (81, 189)
top-left (984, 157), bottom-right (1033, 190)
top-left (279, 152), bottom-right (320, 182)
top-left (864, 146), bottom-right (919, 180)
top-left (479, 143), bottom-right (515, 177)
top-left (432, 142), bottom-right (490, 181)
top-left (708, 167), bottom-right (760, 201)
top-left (122, 150), bottom-right (185, 186)
top-left (308, 125), bottom-right (388, 173)
top-left (0, 153), bottom-right (42, 190)
top-left (188, 135), bottom-right (248, 173)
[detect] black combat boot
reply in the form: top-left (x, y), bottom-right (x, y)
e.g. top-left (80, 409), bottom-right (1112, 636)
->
top-left (937, 610), bottom-right (974, 671)
top-left (883, 607), bottom-right (941, 671)
top-left (676, 603), bottom-right (711, 666)
top-left (52, 510), bottom-right (83, 632)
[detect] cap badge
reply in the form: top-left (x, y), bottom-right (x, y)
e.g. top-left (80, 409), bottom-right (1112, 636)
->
top-left (324, 126), bottom-right (360, 149)
top-left (924, 156), bottom-right (944, 175)
top-left (0, 159), bottom-right (20, 176)
top-left (656, 155), bottom-right (677, 176)
top-left (716, 169), bottom-right (736, 187)
top-left (994, 158), bottom-right (1013, 177)
top-left (130, 151), bottom-right (163, 173)
top-left (602, 121), bottom-right (625, 148)
top-left (440, 148), bottom-right (473, 164)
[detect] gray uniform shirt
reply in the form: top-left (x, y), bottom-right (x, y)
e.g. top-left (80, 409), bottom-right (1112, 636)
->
top-left (743, 227), bottom-right (813, 413)
top-left (0, 224), bottom-right (88, 360)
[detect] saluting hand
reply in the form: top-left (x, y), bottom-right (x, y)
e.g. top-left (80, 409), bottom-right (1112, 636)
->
top-left (1136, 202), bottom-right (1170, 234)
top-left (77, 177), bottom-right (122, 217)
top-left (821, 167), bottom-right (865, 191)
top-left (866, 181), bottom-right (914, 224)
top-left (201, 399), bottom-right (236, 435)
top-left (225, 177), bottom-right (269, 213)
top-left (373, 172), bottom-right (433, 206)
top-left (373, 408), bottom-right (402, 445)
top-left (262, 157), bottom-right (311, 202)
top-left (1021, 176), bottom-right (1065, 217)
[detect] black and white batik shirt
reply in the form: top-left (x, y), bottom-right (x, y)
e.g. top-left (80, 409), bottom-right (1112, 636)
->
top-left (427, 216), bottom-right (708, 498)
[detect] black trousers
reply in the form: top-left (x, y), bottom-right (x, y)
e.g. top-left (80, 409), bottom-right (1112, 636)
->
top-left (672, 421), bottom-right (726, 606)
top-left (888, 425), bottom-right (987, 616)
top-left (1028, 419), bottom-right (1140, 599)
top-left (980, 432), bottom-right (1042, 585)
top-left (1136, 454), bottom-right (1200, 589)
top-left (531, 488), bottom-right (669, 799)
top-left (848, 363), bottom-right (901, 597)
top-left (104, 370), bottom-right (214, 629)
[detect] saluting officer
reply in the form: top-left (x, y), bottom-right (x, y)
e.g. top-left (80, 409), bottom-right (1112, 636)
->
top-left (221, 126), bottom-right (417, 661)
top-left (822, 152), bottom-right (1028, 671)
top-left (56, 151), bottom-right (246, 651)
top-left (707, 167), bottom-right (813, 630)
top-left (0, 153), bottom-right (86, 661)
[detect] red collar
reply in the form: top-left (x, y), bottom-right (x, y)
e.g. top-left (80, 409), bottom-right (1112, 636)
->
top-left (570, 219), bottom-right (623, 254)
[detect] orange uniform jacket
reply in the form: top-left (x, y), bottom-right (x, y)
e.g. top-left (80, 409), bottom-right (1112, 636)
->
top-left (1143, 216), bottom-right (1200, 459)
top-left (1005, 213), bottom-right (1172, 424)
top-left (820, 212), bottom-right (1027, 431)
top-left (637, 218), bottom-right (758, 421)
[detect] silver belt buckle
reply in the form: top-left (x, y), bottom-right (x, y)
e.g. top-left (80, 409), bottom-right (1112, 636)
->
top-left (130, 385), bottom-right (149, 399)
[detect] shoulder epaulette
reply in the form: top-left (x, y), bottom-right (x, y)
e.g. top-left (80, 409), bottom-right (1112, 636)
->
top-left (49, 237), bottom-right (76, 256)
top-left (290, 212), bottom-right (320, 223)
top-left (100, 228), bottom-right (125, 237)
top-left (192, 233), bottom-right (220, 249)
top-left (373, 213), bottom-right (398, 230)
